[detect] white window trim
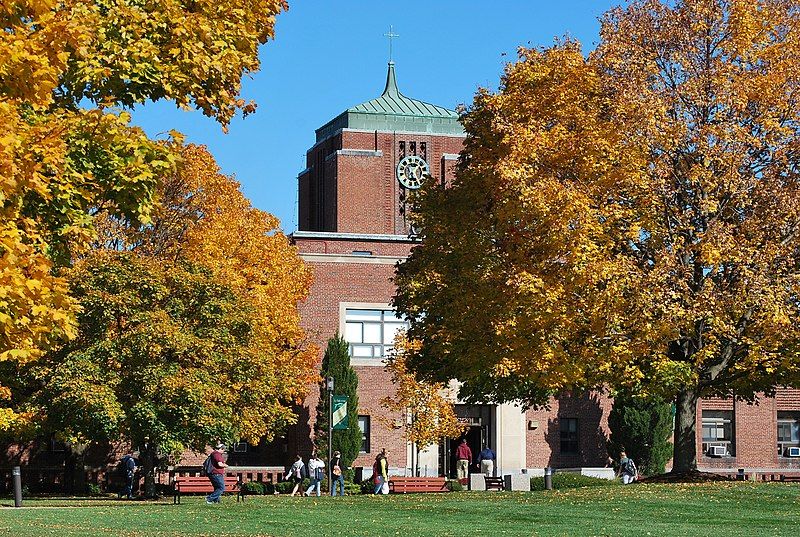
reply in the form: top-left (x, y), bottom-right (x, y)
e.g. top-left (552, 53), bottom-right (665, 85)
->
top-left (340, 302), bottom-right (404, 366)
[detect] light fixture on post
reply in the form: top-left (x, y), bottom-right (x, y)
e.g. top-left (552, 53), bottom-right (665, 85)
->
top-left (326, 376), bottom-right (334, 488)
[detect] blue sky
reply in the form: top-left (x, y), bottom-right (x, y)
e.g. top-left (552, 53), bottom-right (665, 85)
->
top-left (129, 1), bottom-right (618, 232)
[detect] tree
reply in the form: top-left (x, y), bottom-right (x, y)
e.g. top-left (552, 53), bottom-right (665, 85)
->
top-left (313, 336), bottom-right (362, 471)
top-left (394, 0), bottom-right (800, 473)
top-left (25, 145), bottom-right (315, 494)
top-left (0, 0), bottom-right (288, 432)
top-left (607, 394), bottom-right (673, 476)
top-left (381, 338), bottom-right (466, 476)
top-left (29, 252), bottom-right (282, 495)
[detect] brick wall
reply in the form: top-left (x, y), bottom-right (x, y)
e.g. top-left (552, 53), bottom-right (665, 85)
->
top-left (525, 392), bottom-right (613, 468)
top-left (698, 392), bottom-right (800, 470)
top-left (299, 129), bottom-right (464, 234)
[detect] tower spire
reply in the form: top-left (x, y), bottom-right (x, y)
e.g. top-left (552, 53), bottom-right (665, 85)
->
top-left (382, 61), bottom-right (400, 97)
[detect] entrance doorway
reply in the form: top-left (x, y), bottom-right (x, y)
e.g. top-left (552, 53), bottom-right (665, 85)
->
top-left (439, 404), bottom-right (493, 478)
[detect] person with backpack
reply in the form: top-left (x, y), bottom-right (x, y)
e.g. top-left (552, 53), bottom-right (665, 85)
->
top-left (304, 452), bottom-right (325, 497)
top-left (119, 451), bottom-right (137, 500)
top-left (288, 454), bottom-right (306, 496)
top-left (617, 451), bottom-right (638, 484)
top-left (204, 443), bottom-right (228, 504)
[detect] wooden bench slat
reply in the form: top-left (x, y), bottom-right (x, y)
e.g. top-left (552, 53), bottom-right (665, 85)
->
top-left (173, 476), bottom-right (242, 504)
top-left (388, 477), bottom-right (448, 494)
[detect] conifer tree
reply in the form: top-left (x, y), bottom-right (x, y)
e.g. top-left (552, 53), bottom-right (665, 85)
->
top-left (607, 394), bottom-right (673, 476)
top-left (314, 335), bottom-right (362, 470)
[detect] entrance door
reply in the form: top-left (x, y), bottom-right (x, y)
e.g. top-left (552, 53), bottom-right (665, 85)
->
top-left (439, 404), bottom-right (494, 477)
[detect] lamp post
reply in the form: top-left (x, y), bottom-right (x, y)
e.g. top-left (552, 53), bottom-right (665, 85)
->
top-left (326, 376), bottom-right (334, 490)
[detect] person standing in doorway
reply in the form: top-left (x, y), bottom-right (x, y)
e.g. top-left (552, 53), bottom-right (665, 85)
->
top-left (330, 450), bottom-right (345, 496)
top-left (477, 445), bottom-right (496, 477)
top-left (455, 439), bottom-right (473, 480)
top-left (205, 443), bottom-right (228, 504)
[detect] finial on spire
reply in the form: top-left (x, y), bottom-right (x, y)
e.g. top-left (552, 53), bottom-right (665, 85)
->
top-left (384, 25), bottom-right (399, 62)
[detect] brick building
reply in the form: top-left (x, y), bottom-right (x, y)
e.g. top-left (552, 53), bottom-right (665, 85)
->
top-left (286, 61), bottom-right (800, 477)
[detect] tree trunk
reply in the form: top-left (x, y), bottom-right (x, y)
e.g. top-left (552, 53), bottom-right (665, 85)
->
top-left (672, 388), bottom-right (699, 473)
top-left (141, 447), bottom-right (157, 498)
top-left (63, 444), bottom-right (87, 494)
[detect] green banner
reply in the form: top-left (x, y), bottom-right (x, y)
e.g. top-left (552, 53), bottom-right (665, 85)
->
top-left (332, 395), bottom-right (348, 430)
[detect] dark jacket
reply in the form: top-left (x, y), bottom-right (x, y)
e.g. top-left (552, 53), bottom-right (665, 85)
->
top-left (478, 447), bottom-right (496, 463)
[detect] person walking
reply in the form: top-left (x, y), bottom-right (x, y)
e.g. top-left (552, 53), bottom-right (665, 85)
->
top-left (455, 439), bottom-right (473, 480)
top-left (288, 454), bottom-right (306, 496)
top-left (617, 451), bottom-right (638, 484)
top-left (372, 452), bottom-right (388, 494)
top-left (477, 445), bottom-right (496, 477)
top-left (205, 443), bottom-right (228, 504)
top-left (305, 453), bottom-right (325, 497)
top-left (330, 450), bottom-right (345, 496)
top-left (120, 451), bottom-right (137, 499)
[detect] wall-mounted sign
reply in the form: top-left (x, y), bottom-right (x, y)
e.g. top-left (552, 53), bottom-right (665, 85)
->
top-left (456, 417), bottom-right (481, 426)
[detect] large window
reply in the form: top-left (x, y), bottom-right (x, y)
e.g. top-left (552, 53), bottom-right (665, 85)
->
top-left (778, 412), bottom-right (800, 457)
top-left (345, 309), bottom-right (408, 359)
top-left (702, 410), bottom-right (735, 456)
top-left (358, 415), bottom-right (371, 453)
top-left (560, 418), bottom-right (579, 455)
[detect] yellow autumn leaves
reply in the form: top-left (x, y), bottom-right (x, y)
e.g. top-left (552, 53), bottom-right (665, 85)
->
top-left (1, 0), bottom-right (300, 437)
top-left (395, 0), bottom-right (800, 426)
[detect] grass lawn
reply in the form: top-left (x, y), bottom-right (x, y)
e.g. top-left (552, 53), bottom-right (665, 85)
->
top-left (0, 482), bottom-right (797, 536)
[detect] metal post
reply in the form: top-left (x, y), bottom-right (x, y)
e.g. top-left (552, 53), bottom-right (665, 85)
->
top-left (326, 376), bottom-right (334, 493)
top-left (12, 466), bottom-right (22, 507)
top-left (544, 467), bottom-right (553, 490)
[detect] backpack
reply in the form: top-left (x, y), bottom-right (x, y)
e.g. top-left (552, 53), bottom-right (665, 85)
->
top-left (202, 454), bottom-right (215, 476)
top-left (301, 463), bottom-right (308, 479)
top-left (123, 455), bottom-right (136, 472)
top-left (624, 458), bottom-right (637, 477)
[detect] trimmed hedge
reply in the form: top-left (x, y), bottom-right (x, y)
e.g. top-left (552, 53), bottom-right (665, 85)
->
top-left (530, 473), bottom-right (619, 491)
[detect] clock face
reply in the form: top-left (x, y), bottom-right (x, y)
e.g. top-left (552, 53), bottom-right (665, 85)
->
top-left (396, 155), bottom-right (430, 190)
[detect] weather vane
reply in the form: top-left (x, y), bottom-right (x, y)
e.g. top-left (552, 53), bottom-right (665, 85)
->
top-left (384, 25), bottom-right (399, 62)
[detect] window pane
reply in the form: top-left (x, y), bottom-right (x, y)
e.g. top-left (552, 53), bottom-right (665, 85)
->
top-left (358, 415), bottom-right (370, 453)
top-left (352, 345), bottom-right (372, 357)
top-left (385, 311), bottom-right (405, 323)
top-left (345, 322), bottom-right (362, 343)
top-left (363, 323), bottom-right (381, 344)
top-left (346, 309), bottom-right (382, 321)
top-left (383, 323), bottom-right (406, 344)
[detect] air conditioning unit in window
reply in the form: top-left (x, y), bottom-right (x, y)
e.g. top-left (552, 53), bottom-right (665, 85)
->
top-left (708, 445), bottom-right (728, 457)
top-left (786, 447), bottom-right (800, 458)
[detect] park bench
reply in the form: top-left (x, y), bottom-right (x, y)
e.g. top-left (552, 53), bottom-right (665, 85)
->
top-left (484, 476), bottom-right (505, 491)
top-left (173, 475), bottom-right (242, 504)
top-left (780, 475), bottom-right (800, 482)
top-left (388, 477), bottom-right (448, 493)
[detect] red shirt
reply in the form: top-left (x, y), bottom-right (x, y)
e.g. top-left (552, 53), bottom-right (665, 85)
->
top-left (456, 443), bottom-right (472, 462)
top-left (211, 450), bottom-right (225, 475)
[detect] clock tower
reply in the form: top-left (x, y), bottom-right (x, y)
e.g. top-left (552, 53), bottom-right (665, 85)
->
top-left (297, 61), bottom-right (464, 236)
top-left (291, 62), bottom-right (466, 472)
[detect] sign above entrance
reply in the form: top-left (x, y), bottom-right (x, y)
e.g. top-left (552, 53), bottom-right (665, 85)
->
top-left (457, 417), bottom-right (481, 426)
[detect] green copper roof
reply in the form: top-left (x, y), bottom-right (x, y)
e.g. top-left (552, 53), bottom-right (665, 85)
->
top-left (315, 62), bottom-right (464, 141)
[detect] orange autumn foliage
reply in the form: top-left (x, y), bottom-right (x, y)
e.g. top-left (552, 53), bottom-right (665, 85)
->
top-left (382, 337), bottom-right (466, 450)
top-left (395, 0), bottom-right (800, 472)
